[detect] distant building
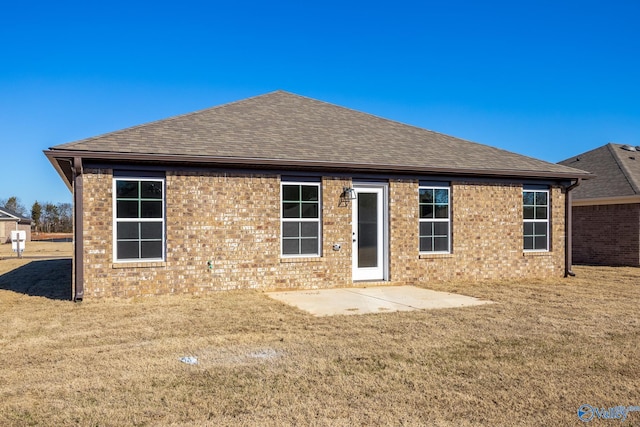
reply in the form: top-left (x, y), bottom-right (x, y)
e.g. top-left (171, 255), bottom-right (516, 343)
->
top-left (0, 207), bottom-right (32, 243)
top-left (559, 143), bottom-right (640, 266)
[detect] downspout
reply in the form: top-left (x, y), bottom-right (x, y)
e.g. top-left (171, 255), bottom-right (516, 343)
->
top-left (564, 178), bottom-right (582, 277)
top-left (72, 157), bottom-right (84, 301)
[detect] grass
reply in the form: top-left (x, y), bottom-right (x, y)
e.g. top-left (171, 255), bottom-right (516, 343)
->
top-left (0, 244), bottom-right (639, 426)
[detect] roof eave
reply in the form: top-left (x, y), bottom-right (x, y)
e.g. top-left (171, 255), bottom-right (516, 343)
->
top-left (44, 150), bottom-right (74, 191)
top-left (44, 149), bottom-right (593, 181)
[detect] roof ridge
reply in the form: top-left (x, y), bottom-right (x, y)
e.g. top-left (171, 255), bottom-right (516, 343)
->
top-left (607, 143), bottom-right (640, 195)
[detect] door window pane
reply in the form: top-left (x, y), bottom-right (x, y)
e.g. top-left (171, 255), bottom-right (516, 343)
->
top-left (358, 193), bottom-right (378, 268)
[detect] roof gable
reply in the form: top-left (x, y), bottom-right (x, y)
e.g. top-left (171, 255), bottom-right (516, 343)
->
top-left (0, 207), bottom-right (31, 222)
top-left (48, 91), bottom-right (587, 180)
top-left (559, 143), bottom-right (640, 200)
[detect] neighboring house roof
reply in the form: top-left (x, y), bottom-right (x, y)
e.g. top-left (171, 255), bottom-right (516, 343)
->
top-left (0, 207), bottom-right (32, 223)
top-left (559, 143), bottom-right (640, 204)
top-left (45, 91), bottom-right (589, 187)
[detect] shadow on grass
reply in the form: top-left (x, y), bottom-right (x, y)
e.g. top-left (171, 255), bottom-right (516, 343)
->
top-left (0, 259), bottom-right (72, 300)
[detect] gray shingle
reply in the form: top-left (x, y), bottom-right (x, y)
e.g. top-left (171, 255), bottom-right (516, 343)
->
top-left (51, 91), bottom-right (586, 178)
top-left (559, 143), bottom-right (640, 199)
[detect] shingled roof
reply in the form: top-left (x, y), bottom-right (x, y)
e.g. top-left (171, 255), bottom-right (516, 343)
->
top-left (0, 206), bottom-right (32, 223)
top-left (559, 143), bottom-right (640, 201)
top-left (46, 91), bottom-right (588, 185)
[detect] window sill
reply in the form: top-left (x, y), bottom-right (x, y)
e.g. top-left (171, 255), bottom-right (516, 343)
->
top-left (523, 251), bottom-right (552, 257)
top-left (419, 253), bottom-right (454, 259)
top-left (112, 261), bottom-right (167, 269)
top-left (280, 257), bottom-right (324, 263)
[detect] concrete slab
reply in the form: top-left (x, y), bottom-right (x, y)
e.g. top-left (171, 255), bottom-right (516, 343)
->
top-left (266, 285), bottom-right (492, 316)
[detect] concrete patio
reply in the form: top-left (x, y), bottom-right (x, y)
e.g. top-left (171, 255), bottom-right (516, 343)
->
top-left (266, 285), bottom-right (492, 316)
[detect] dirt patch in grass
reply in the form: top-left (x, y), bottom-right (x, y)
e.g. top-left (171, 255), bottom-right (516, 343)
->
top-left (0, 264), bottom-right (639, 426)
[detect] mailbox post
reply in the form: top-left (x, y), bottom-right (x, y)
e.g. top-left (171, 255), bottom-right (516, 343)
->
top-left (11, 230), bottom-right (26, 259)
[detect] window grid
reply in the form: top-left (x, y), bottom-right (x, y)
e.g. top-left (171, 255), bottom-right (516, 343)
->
top-left (419, 186), bottom-right (450, 253)
top-left (523, 189), bottom-right (549, 251)
top-left (113, 178), bottom-right (165, 262)
top-left (281, 182), bottom-right (321, 257)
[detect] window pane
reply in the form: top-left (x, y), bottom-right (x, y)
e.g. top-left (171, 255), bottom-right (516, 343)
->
top-left (434, 189), bottom-right (449, 204)
top-left (117, 222), bottom-right (139, 239)
top-left (282, 222), bottom-right (299, 238)
top-left (524, 222), bottom-right (534, 236)
top-left (434, 237), bottom-right (448, 252)
top-left (535, 207), bottom-right (547, 219)
top-left (301, 238), bottom-right (318, 255)
top-left (283, 203), bottom-right (300, 218)
top-left (116, 181), bottom-right (138, 198)
top-left (434, 222), bottom-right (448, 236)
top-left (301, 222), bottom-right (318, 238)
top-left (535, 236), bottom-right (547, 250)
top-left (302, 186), bottom-right (318, 201)
top-left (117, 200), bottom-right (139, 218)
top-left (117, 241), bottom-right (139, 259)
top-left (141, 181), bottom-right (163, 199)
top-left (141, 241), bottom-right (163, 258)
top-left (535, 192), bottom-right (547, 205)
top-left (523, 206), bottom-right (534, 220)
top-left (420, 222), bottom-right (433, 237)
top-left (534, 222), bottom-right (547, 235)
top-left (420, 205), bottom-right (434, 219)
top-left (419, 189), bottom-right (433, 204)
top-left (141, 222), bottom-right (163, 239)
top-left (282, 185), bottom-right (300, 201)
top-left (523, 192), bottom-right (534, 205)
top-left (524, 236), bottom-right (534, 250)
top-left (141, 201), bottom-right (163, 218)
top-left (420, 237), bottom-right (433, 252)
top-left (301, 203), bottom-right (318, 218)
top-left (435, 205), bottom-right (448, 219)
top-left (282, 239), bottom-right (299, 255)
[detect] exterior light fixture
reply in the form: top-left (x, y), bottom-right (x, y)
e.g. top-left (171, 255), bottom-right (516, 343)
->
top-left (342, 186), bottom-right (356, 200)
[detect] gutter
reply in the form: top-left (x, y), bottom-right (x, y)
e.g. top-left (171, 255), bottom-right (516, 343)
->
top-left (72, 157), bottom-right (84, 301)
top-left (564, 178), bottom-right (582, 277)
top-left (43, 149), bottom-right (593, 187)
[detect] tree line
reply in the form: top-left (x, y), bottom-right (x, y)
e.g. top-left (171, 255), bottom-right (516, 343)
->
top-left (0, 196), bottom-right (72, 233)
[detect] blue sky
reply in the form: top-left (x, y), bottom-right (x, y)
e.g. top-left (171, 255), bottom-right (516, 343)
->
top-left (2, 0), bottom-right (639, 210)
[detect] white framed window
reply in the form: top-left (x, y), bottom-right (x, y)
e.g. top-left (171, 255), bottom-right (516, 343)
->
top-left (281, 181), bottom-right (321, 257)
top-left (113, 177), bottom-right (165, 262)
top-left (419, 184), bottom-right (451, 253)
top-left (523, 188), bottom-right (549, 251)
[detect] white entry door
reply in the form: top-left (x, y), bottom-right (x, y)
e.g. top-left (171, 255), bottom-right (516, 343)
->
top-left (352, 184), bottom-right (388, 281)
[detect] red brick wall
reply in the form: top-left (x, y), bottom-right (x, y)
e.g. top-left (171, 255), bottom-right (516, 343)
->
top-left (572, 204), bottom-right (640, 266)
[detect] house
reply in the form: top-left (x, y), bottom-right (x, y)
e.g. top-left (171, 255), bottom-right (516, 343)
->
top-left (559, 143), bottom-right (640, 266)
top-left (0, 207), bottom-right (32, 244)
top-left (44, 91), bottom-right (590, 300)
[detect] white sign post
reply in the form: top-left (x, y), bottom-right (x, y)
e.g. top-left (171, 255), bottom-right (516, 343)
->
top-left (11, 230), bottom-right (26, 259)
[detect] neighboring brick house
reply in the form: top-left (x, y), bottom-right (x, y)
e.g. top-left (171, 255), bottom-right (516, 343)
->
top-left (0, 207), bottom-right (32, 244)
top-left (45, 91), bottom-right (590, 300)
top-left (559, 143), bottom-right (640, 266)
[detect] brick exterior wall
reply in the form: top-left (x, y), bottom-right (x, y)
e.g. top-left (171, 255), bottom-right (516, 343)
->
top-left (80, 168), bottom-right (567, 298)
top-left (572, 203), bottom-right (640, 266)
